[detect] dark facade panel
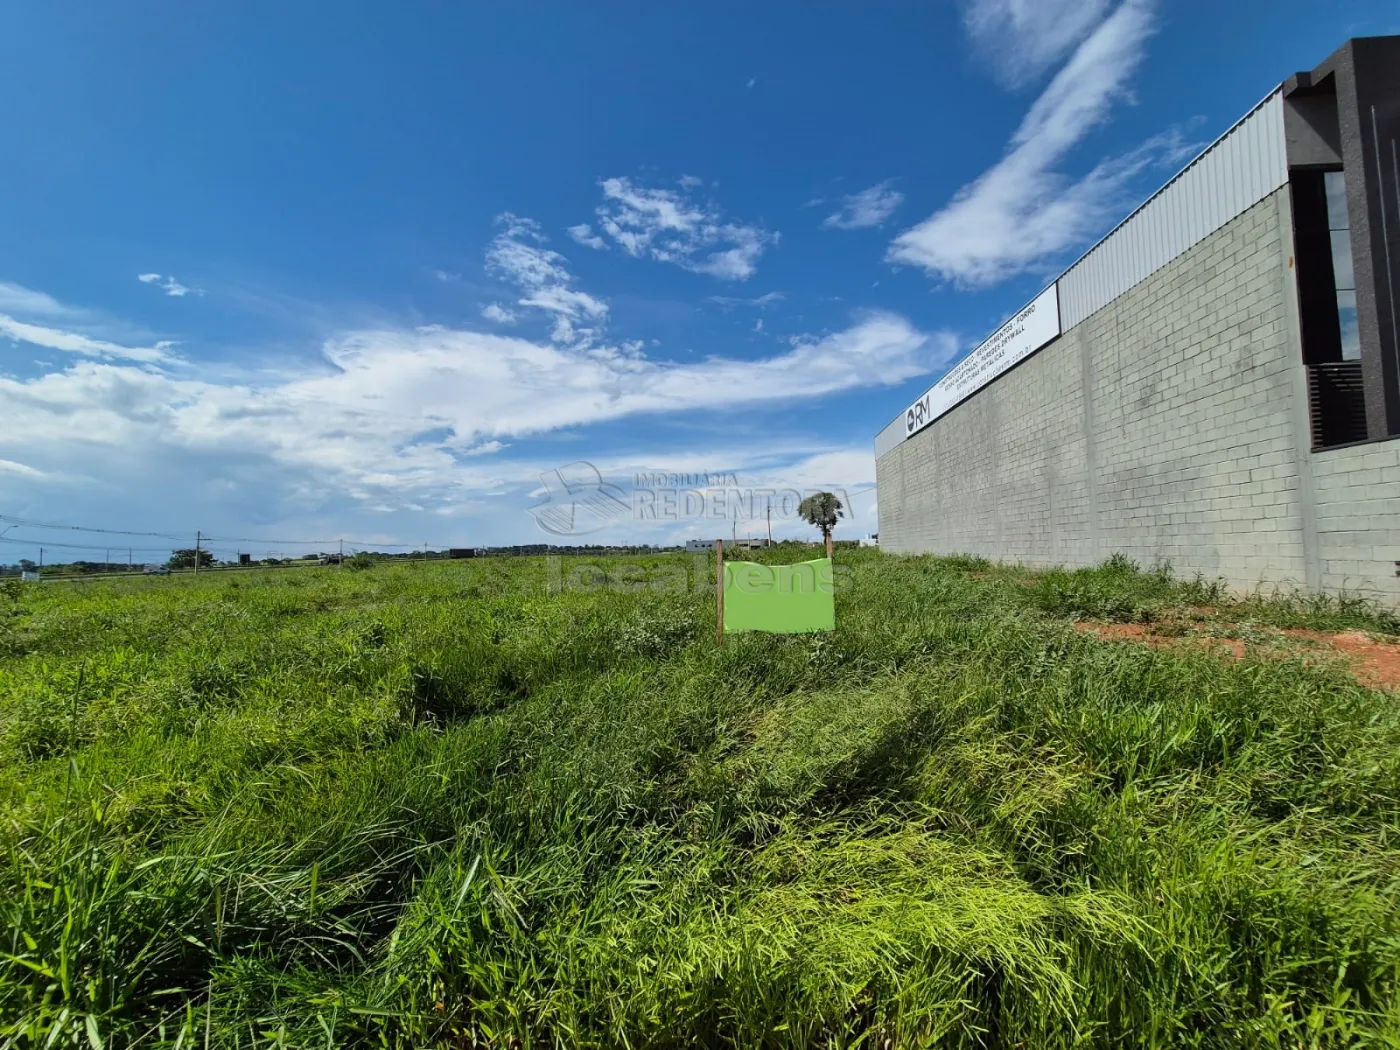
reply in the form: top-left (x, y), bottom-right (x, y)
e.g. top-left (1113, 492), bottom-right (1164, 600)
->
top-left (1288, 37), bottom-right (1400, 438)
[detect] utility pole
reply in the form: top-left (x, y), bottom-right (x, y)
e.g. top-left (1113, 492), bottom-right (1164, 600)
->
top-left (128, 548), bottom-right (132, 571)
top-left (194, 530), bottom-right (201, 575)
top-left (767, 499), bottom-right (772, 546)
top-left (715, 539), bottom-right (725, 647)
top-left (105, 548), bottom-right (109, 573)
top-left (339, 538), bottom-right (344, 568)
top-left (39, 548), bottom-right (44, 571)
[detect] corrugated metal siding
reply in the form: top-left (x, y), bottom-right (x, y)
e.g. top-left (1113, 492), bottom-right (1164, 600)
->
top-left (874, 417), bottom-right (905, 459)
top-left (1058, 90), bottom-right (1288, 329)
top-left (875, 87), bottom-right (1289, 459)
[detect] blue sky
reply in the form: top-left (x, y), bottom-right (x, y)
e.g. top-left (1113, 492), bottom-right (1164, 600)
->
top-left (1, 0), bottom-right (1395, 560)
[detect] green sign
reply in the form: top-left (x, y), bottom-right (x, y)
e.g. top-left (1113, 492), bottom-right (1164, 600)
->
top-left (723, 557), bottom-right (835, 634)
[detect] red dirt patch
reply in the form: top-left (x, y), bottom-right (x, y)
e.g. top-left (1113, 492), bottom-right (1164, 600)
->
top-left (1075, 622), bottom-right (1400, 690)
top-left (1283, 629), bottom-right (1400, 691)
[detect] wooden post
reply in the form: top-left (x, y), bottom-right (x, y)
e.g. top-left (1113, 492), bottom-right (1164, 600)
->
top-left (715, 539), bottom-right (725, 646)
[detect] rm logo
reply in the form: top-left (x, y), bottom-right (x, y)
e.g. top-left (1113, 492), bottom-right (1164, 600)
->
top-left (905, 392), bottom-right (931, 436)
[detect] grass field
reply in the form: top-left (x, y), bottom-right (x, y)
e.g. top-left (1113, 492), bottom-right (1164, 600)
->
top-left (3, 549), bottom-right (1400, 1048)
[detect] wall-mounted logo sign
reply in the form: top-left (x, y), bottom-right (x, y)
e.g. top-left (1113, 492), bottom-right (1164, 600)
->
top-left (904, 391), bottom-right (932, 436)
top-left (901, 283), bottom-right (1062, 440)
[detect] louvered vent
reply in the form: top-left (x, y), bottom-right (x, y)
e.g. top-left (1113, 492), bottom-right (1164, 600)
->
top-left (1307, 361), bottom-right (1368, 448)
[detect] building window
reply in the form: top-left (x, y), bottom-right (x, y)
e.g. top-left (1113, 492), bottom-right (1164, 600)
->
top-left (1292, 167), bottom-right (1368, 448)
top-left (1324, 171), bottom-right (1360, 362)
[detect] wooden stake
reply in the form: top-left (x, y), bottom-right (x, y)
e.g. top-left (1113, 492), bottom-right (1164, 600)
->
top-left (715, 539), bottom-right (725, 646)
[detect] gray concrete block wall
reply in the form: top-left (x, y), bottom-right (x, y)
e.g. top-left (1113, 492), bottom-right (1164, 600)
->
top-left (1313, 441), bottom-right (1400, 600)
top-left (876, 186), bottom-right (1400, 602)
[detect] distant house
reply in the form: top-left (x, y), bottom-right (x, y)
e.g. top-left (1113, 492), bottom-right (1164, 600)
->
top-left (686, 538), bottom-right (769, 552)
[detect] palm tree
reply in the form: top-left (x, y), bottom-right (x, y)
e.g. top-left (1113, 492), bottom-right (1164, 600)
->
top-left (798, 492), bottom-right (844, 556)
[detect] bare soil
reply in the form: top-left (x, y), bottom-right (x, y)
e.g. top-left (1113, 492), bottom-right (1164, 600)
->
top-left (1076, 620), bottom-right (1400, 691)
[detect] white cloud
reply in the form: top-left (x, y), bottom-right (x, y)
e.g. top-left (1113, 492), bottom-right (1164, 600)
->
top-left (137, 272), bottom-right (199, 297)
top-left (567, 224), bottom-right (608, 250)
top-left (586, 177), bottom-right (777, 281)
top-left (745, 78), bottom-right (756, 89)
top-left (486, 214), bottom-right (608, 345)
top-left (961, 0), bottom-right (1114, 88)
top-left (481, 303), bottom-right (518, 324)
top-left (0, 458), bottom-right (45, 478)
top-left (461, 440), bottom-right (507, 457)
top-left (0, 312), bottom-right (176, 363)
top-left (0, 282), bottom-right (73, 318)
top-left (822, 181), bottom-right (904, 230)
top-left (434, 269), bottom-right (462, 282)
top-left (889, 0), bottom-right (1161, 288)
top-left (0, 313), bottom-right (951, 515)
top-left (708, 291), bottom-right (785, 310)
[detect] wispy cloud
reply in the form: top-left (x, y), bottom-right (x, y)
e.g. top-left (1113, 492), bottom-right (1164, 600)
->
top-left (0, 458), bottom-right (45, 478)
top-left (481, 303), bottom-right (518, 324)
top-left (485, 214), bottom-right (609, 345)
top-left (461, 439), bottom-right (507, 457)
top-left (822, 181), bottom-right (904, 230)
top-left (579, 177), bottom-right (778, 281)
top-left (889, 0), bottom-right (1164, 288)
top-left (961, 0), bottom-right (1114, 88)
top-left (0, 312), bottom-right (951, 513)
top-left (0, 313), bottom-right (176, 364)
top-left (707, 292), bottom-right (785, 310)
top-left (0, 282), bottom-right (73, 318)
top-left (138, 272), bottom-right (200, 297)
top-left (567, 224), bottom-right (608, 250)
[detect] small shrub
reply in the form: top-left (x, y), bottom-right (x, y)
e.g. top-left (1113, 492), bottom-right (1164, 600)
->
top-left (617, 605), bottom-right (696, 659)
top-left (0, 578), bottom-right (31, 656)
top-left (1180, 572), bottom-right (1228, 606)
top-left (938, 553), bottom-right (993, 572)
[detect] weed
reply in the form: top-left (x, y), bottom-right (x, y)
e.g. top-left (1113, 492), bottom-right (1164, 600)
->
top-left (1, 551), bottom-right (1398, 1047)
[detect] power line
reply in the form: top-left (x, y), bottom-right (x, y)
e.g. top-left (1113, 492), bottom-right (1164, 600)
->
top-left (0, 536), bottom-right (189, 554)
top-left (0, 513), bottom-right (184, 540)
top-left (0, 513), bottom-right (452, 550)
top-left (199, 535), bottom-right (427, 547)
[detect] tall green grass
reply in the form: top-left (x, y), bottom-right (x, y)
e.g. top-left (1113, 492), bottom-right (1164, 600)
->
top-left (2, 551), bottom-right (1399, 1047)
